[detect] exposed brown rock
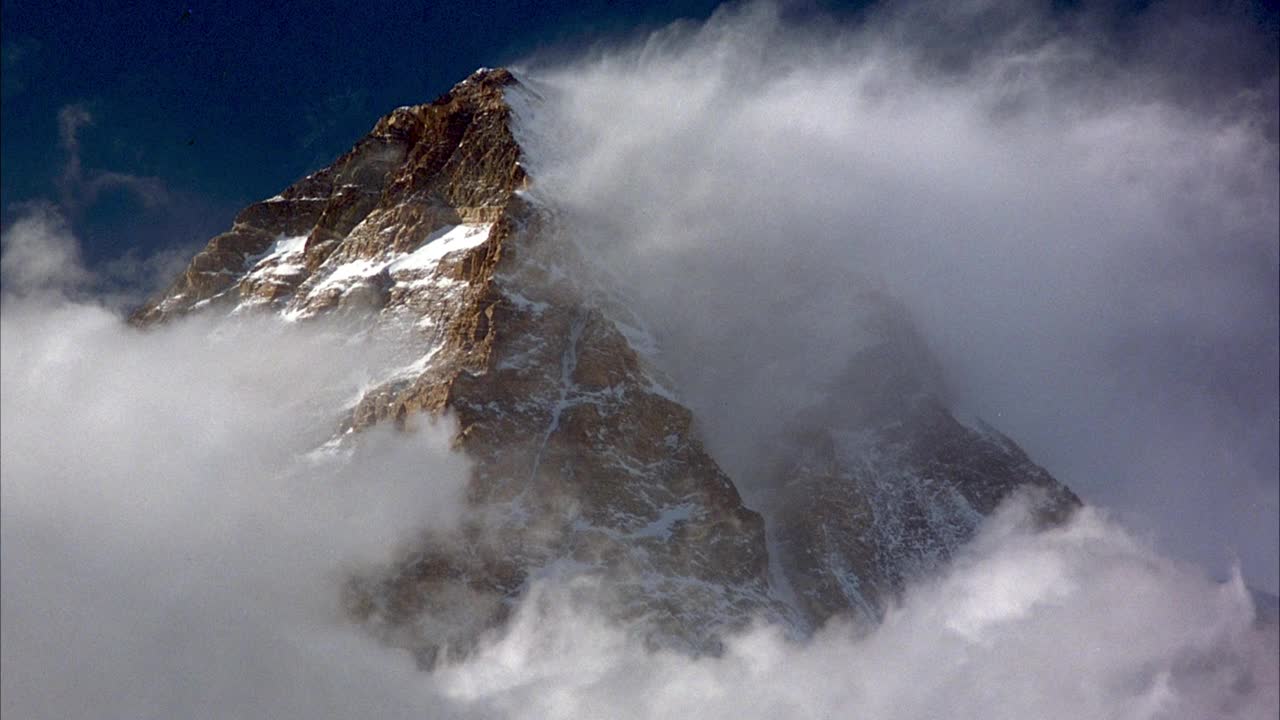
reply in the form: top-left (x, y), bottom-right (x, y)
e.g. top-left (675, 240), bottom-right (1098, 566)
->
top-left (133, 68), bottom-right (784, 662)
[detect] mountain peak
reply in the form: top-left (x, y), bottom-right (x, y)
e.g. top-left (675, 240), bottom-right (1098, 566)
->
top-left (131, 67), bottom-right (527, 326)
top-left (128, 68), bottom-right (1078, 664)
top-left (372, 67), bottom-right (518, 135)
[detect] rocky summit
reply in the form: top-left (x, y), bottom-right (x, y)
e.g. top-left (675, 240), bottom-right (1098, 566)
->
top-left (133, 67), bottom-right (1078, 664)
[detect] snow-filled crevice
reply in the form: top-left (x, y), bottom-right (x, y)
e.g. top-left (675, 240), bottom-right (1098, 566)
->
top-left (527, 309), bottom-right (587, 483)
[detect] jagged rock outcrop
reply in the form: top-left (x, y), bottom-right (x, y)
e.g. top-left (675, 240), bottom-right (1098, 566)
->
top-left (134, 67), bottom-right (1078, 662)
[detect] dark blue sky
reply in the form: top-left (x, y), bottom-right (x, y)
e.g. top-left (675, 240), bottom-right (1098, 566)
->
top-left (2, 0), bottom-right (768, 268)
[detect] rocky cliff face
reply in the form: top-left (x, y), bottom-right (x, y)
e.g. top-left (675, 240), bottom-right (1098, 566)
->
top-left (134, 67), bottom-right (1077, 662)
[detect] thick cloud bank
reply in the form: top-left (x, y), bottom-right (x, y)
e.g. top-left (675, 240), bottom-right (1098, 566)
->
top-left (513, 0), bottom-right (1279, 592)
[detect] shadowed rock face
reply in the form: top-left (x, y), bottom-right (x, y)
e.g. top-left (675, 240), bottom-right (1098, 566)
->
top-left (762, 295), bottom-right (1080, 626)
top-left (134, 67), bottom-right (1077, 662)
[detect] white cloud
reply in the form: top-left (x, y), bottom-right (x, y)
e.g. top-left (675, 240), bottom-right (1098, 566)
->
top-left (511, 0), bottom-right (1279, 592)
top-left (1, 244), bottom-right (473, 718)
top-left (0, 203), bottom-right (90, 296)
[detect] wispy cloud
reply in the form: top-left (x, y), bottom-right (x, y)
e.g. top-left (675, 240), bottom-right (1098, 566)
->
top-left (56, 103), bottom-right (169, 212)
top-left (0, 202), bottom-right (91, 297)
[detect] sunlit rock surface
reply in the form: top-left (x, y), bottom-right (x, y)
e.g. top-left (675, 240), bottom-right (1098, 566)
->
top-left (134, 67), bottom-right (1077, 662)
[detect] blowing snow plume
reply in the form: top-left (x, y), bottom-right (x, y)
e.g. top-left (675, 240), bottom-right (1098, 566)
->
top-left (512, 0), bottom-right (1280, 593)
top-left (2, 0), bottom-right (1278, 718)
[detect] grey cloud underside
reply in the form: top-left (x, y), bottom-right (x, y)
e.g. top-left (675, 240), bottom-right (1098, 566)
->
top-left (131, 66), bottom-right (1079, 657)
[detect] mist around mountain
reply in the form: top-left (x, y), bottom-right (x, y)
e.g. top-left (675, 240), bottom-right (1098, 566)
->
top-left (3, 282), bottom-right (1275, 719)
top-left (3, 2), bottom-right (1277, 718)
